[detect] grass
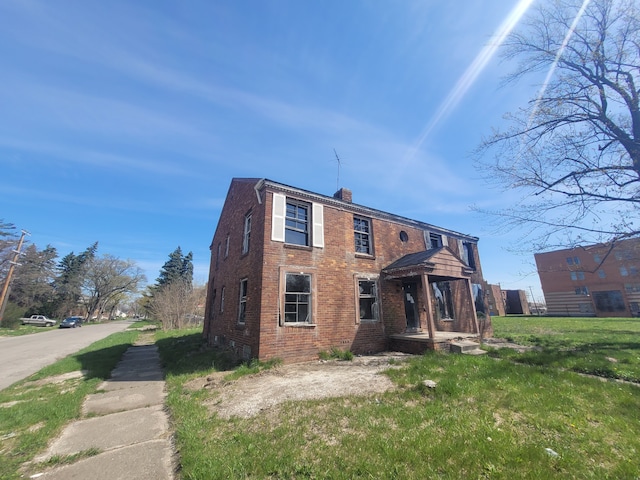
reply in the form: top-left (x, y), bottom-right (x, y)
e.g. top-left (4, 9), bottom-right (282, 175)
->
top-left (157, 319), bottom-right (640, 479)
top-left (0, 330), bottom-right (139, 480)
top-left (489, 315), bottom-right (640, 382)
top-left (318, 346), bottom-right (354, 361)
top-left (0, 324), bottom-right (59, 337)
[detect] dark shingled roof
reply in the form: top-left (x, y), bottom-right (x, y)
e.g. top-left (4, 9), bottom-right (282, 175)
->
top-left (383, 247), bottom-right (444, 271)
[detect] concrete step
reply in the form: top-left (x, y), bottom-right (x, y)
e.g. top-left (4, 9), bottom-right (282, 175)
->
top-left (450, 341), bottom-right (486, 355)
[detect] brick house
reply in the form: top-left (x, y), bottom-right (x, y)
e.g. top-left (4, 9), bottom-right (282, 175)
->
top-left (535, 238), bottom-right (640, 317)
top-left (203, 178), bottom-right (492, 363)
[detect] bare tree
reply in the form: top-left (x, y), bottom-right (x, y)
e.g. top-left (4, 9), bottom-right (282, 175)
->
top-left (477, 0), bottom-right (639, 250)
top-left (82, 255), bottom-right (146, 321)
top-left (148, 280), bottom-right (201, 330)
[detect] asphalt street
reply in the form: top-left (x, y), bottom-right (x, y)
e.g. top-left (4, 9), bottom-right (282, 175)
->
top-left (0, 321), bottom-right (131, 391)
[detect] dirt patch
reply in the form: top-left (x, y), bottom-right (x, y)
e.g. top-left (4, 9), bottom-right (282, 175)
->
top-left (481, 338), bottom-right (542, 353)
top-left (193, 352), bottom-right (414, 419)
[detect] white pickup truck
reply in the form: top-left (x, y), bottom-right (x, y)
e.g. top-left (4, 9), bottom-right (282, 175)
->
top-left (20, 315), bottom-right (57, 327)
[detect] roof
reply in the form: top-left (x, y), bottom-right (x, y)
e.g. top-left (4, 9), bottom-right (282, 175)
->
top-left (382, 248), bottom-right (443, 271)
top-left (241, 178), bottom-right (479, 243)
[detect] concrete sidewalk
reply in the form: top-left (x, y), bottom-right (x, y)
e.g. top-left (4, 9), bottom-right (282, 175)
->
top-left (31, 334), bottom-right (176, 479)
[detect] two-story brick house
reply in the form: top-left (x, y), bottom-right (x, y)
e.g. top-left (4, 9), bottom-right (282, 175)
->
top-left (203, 178), bottom-right (492, 363)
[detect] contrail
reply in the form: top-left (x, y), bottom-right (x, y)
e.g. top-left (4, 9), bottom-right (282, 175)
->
top-left (402, 0), bottom-right (536, 166)
top-left (528, 0), bottom-right (592, 128)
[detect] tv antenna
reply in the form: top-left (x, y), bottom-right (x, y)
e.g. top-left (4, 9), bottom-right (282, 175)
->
top-left (333, 149), bottom-right (342, 191)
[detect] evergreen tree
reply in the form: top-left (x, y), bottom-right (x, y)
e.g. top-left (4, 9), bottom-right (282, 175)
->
top-left (156, 247), bottom-right (193, 289)
top-left (51, 242), bottom-right (98, 316)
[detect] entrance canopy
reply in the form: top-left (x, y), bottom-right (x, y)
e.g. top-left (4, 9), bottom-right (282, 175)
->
top-left (381, 246), bottom-right (474, 280)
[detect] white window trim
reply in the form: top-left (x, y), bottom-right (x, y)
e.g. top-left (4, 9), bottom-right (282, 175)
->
top-left (242, 213), bottom-right (251, 254)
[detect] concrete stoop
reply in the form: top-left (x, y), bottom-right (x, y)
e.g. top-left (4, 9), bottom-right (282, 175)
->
top-left (450, 340), bottom-right (487, 356)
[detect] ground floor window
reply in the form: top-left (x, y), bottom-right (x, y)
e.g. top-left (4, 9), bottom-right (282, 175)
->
top-left (358, 279), bottom-right (379, 321)
top-left (592, 290), bottom-right (625, 312)
top-left (238, 279), bottom-right (248, 324)
top-left (433, 281), bottom-right (455, 320)
top-left (284, 273), bottom-right (311, 323)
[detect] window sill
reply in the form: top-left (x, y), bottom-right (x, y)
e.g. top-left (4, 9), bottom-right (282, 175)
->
top-left (355, 253), bottom-right (376, 260)
top-left (358, 319), bottom-right (379, 323)
top-left (284, 243), bottom-right (312, 251)
top-left (235, 323), bottom-right (246, 329)
top-left (283, 322), bottom-right (316, 328)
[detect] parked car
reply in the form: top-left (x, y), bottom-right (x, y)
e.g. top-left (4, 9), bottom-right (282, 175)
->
top-left (20, 315), bottom-right (57, 327)
top-left (59, 316), bottom-right (83, 328)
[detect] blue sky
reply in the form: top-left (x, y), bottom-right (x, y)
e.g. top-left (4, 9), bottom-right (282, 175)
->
top-left (0, 0), bottom-right (546, 300)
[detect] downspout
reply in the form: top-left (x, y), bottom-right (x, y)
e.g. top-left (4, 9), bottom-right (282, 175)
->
top-left (254, 178), bottom-right (265, 204)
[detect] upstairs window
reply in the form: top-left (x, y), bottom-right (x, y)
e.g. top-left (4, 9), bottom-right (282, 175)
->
top-left (225, 235), bottom-right (230, 258)
top-left (566, 256), bottom-right (580, 265)
top-left (570, 271), bottom-right (585, 281)
top-left (284, 273), bottom-right (311, 323)
top-left (220, 286), bottom-right (225, 313)
top-left (461, 242), bottom-right (476, 269)
top-left (575, 286), bottom-right (589, 295)
top-left (429, 233), bottom-right (443, 249)
top-left (238, 279), bottom-right (248, 324)
top-left (598, 269), bottom-right (606, 278)
top-left (272, 193), bottom-right (324, 248)
top-left (285, 201), bottom-right (309, 246)
top-left (242, 213), bottom-right (252, 254)
top-left (354, 216), bottom-right (372, 255)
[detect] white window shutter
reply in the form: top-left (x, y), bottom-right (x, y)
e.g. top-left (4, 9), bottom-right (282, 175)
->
top-left (458, 239), bottom-right (463, 255)
top-left (312, 203), bottom-right (324, 248)
top-left (442, 235), bottom-right (448, 247)
top-left (271, 193), bottom-right (286, 242)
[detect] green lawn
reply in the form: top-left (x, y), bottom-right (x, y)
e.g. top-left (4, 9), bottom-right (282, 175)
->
top-left (489, 315), bottom-right (640, 382)
top-left (158, 320), bottom-right (640, 479)
top-left (2, 318), bottom-right (639, 479)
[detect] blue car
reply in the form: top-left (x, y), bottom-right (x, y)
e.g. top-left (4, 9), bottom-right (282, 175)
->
top-left (59, 316), bottom-right (83, 328)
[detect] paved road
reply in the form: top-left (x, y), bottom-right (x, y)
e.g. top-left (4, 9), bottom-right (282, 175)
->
top-left (0, 321), bottom-right (132, 391)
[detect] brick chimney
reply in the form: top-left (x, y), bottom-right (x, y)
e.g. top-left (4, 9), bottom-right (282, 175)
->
top-left (333, 187), bottom-right (352, 203)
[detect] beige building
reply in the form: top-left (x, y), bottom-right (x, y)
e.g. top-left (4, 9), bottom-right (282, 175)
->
top-left (535, 239), bottom-right (640, 317)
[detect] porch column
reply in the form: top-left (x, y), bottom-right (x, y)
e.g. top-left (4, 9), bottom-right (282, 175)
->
top-left (421, 273), bottom-right (436, 340)
top-left (466, 278), bottom-right (480, 334)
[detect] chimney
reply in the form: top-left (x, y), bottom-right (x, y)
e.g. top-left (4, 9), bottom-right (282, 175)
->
top-left (333, 187), bottom-right (352, 203)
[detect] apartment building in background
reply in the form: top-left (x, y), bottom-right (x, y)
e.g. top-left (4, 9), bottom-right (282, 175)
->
top-left (535, 238), bottom-right (640, 317)
top-left (202, 178), bottom-right (492, 364)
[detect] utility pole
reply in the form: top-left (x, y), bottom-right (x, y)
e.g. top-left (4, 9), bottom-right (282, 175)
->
top-left (0, 229), bottom-right (30, 323)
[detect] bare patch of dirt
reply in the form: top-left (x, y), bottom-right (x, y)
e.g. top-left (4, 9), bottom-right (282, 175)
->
top-left (193, 352), bottom-right (415, 419)
top-left (481, 338), bottom-right (542, 353)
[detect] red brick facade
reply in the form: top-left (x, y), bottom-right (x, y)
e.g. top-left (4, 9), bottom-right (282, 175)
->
top-left (535, 239), bottom-right (640, 317)
top-left (203, 178), bottom-right (491, 363)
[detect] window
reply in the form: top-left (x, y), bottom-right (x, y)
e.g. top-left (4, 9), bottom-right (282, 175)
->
top-left (272, 193), bottom-right (324, 247)
top-left (433, 281), bottom-right (455, 320)
top-left (225, 235), bottom-right (230, 257)
top-left (462, 242), bottom-right (476, 269)
top-left (354, 217), bottom-right (372, 255)
top-left (620, 266), bottom-right (629, 276)
top-left (592, 290), bottom-right (625, 312)
top-left (399, 231), bottom-right (409, 242)
top-left (284, 273), bottom-right (311, 323)
top-left (429, 233), bottom-right (443, 249)
top-left (285, 201), bottom-right (309, 246)
top-left (220, 287), bottom-right (225, 313)
top-left (358, 280), bottom-right (379, 321)
top-left (598, 269), bottom-right (606, 278)
top-left (567, 256), bottom-right (580, 265)
top-left (594, 254), bottom-right (602, 264)
top-left (238, 279), bottom-right (247, 323)
top-left (630, 266), bottom-right (638, 276)
top-left (575, 286), bottom-right (589, 295)
top-left (570, 271), bottom-right (585, 281)
top-left (625, 283), bottom-right (640, 293)
top-left (242, 213), bottom-right (252, 254)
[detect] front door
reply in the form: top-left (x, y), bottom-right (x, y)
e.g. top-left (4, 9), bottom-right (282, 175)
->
top-left (402, 282), bottom-right (420, 331)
